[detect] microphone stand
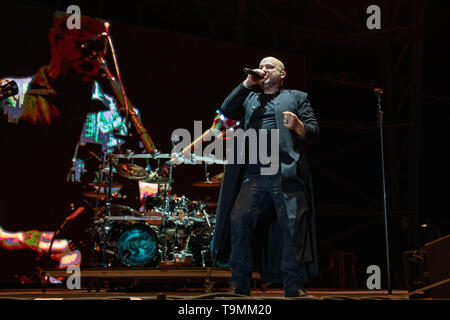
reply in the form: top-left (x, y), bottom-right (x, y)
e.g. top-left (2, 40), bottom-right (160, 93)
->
top-left (375, 89), bottom-right (392, 295)
top-left (96, 23), bottom-right (157, 155)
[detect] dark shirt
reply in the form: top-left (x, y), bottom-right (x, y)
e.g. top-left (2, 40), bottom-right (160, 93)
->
top-left (244, 92), bottom-right (279, 175)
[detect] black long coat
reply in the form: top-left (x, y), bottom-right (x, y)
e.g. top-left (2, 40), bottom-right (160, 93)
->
top-left (212, 83), bottom-right (320, 282)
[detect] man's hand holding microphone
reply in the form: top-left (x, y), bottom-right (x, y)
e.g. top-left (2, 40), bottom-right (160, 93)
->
top-left (242, 68), bottom-right (266, 88)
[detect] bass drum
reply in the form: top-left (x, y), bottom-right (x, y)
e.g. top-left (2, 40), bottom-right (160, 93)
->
top-left (106, 222), bottom-right (163, 267)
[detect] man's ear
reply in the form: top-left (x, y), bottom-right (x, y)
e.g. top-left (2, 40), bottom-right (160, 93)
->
top-left (281, 71), bottom-right (286, 79)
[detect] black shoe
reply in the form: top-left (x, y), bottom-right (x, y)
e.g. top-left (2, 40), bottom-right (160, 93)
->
top-left (286, 288), bottom-right (313, 298)
top-left (229, 287), bottom-right (250, 296)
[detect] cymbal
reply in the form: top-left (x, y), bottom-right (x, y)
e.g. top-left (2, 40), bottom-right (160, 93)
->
top-left (152, 153), bottom-right (172, 159)
top-left (92, 204), bottom-right (140, 217)
top-left (141, 176), bottom-right (174, 184)
top-left (109, 153), bottom-right (172, 159)
top-left (88, 182), bottom-right (123, 188)
top-left (110, 204), bottom-right (140, 217)
top-left (99, 165), bottom-right (117, 174)
top-left (175, 154), bottom-right (227, 165)
top-left (192, 180), bottom-right (222, 187)
top-left (82, 192), bottom-right (119, 200)
top-left (115, 163), bottom-right (147, 180)
top-left (210, 172), bottom-right (224, 182)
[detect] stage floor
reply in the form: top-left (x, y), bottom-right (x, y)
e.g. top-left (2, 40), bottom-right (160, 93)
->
top-left (0, 267), bottom-right (440, 300)
top-left (0, 288), bottom-right (414, 300)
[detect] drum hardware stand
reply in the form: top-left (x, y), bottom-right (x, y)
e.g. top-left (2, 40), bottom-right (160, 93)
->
top-left (204, 162), bottom-right (210, 183)
top-left (167, 159), bottom-right (174, 193)
top-left (95, 153), bottom-right (118, 268)
top-left (375, 88), bottom-right (392, 295)
top-left (203, 209), bottom-right (212, 227)
top-left (104, 154), bottom-right (118, 214)
top-left (200, 249), bottom-right (208, 268)
top-left (93, 160), bottom-right (106, 214)
top-left (92, 146), bottom-right (117, 215)
top-left (158, 160), bottom-right (174, 212)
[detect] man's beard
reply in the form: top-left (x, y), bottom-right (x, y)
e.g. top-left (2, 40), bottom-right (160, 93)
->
top-left (261, 77), bottom-right (279, 90)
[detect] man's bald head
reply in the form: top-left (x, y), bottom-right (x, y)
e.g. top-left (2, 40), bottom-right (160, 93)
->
top-left (48, 12), bottom-right (108, 80)
top-left (260, 57), bottom-right (285, 72)
top-left (258, 56), bottom-right (286, 93)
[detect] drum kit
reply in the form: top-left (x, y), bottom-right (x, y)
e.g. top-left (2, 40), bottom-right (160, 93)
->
top-left (79, 151), bottom-right (224, 269)
top-left (60, 29), bottom-right (237, 270)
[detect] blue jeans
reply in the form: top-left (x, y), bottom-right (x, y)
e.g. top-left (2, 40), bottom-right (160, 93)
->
top-left (229, 172), bottom-right (307, 296)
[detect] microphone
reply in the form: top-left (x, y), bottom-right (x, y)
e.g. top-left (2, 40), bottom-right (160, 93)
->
top-left (80, 33), bottom-right (108, 58)
top-left (374, 88), bottom-right (383, 109)
top-left (373, 88), bottom-right (383, 94)
top-left (84, 32), bottom-right (108, 44)
top-left (243, 68), bottom-right (264, 79)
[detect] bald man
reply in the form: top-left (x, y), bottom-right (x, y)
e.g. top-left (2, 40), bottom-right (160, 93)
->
top-left (212, 57), bottom-right (320, 297)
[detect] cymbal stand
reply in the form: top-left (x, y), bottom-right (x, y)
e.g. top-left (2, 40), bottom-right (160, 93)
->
top-left (203, 209), bottom-right (212, 228)
top-left (97, 154), bottom-right (117, 267)
top-left (93, 146), bottom-right (117, 215)
top-left (168, 160), bottom-right (174, 190)
top-left (158, 160), bottom-right (174, 213)
top-left (93, 159), bottom-right (107, 214)
top-left (105, 155), bottom-right (116, 213)
top-left (204, 162), bottom-right (210, 182)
